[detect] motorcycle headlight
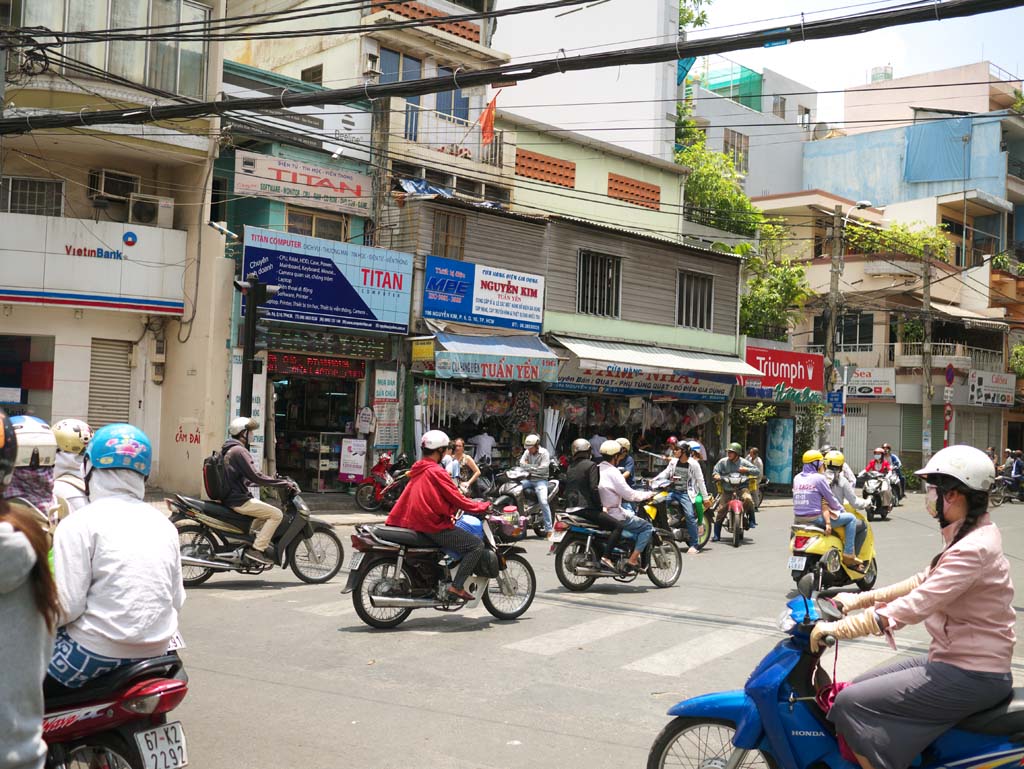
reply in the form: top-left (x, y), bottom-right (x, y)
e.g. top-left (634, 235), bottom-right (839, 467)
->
top-left (777, 607), bottom-right (796, 633)
top-left (295, 497), bottom-right (310, 514)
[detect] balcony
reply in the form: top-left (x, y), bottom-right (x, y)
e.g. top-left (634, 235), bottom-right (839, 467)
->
top-left (893, 342), bottom-right (1004, 371)
top-left (395, 98), bottom-right (504, 169)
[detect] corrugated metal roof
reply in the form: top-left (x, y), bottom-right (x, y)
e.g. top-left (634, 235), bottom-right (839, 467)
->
top-left (549, 215), bottom-right (744, 260)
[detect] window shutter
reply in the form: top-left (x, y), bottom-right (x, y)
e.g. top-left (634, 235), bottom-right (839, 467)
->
top-left (88, 339), bottom-right (132, 428)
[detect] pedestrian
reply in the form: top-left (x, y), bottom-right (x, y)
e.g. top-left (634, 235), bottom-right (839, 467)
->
top-left (451, 438), bottom-right (481, 494)
top-left (588, 426), bottom-right (607, 462)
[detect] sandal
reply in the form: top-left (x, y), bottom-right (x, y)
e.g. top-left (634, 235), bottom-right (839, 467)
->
top-left (600, 557), bottom-right (617, 571)
top-left (447, 585), bottom-right (475, 602)
top-left (842, 555), bottom-right (867, 572)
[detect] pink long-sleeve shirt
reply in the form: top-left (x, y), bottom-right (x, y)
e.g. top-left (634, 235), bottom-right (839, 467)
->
top-left (878, 514), bottom-right (1015, 673)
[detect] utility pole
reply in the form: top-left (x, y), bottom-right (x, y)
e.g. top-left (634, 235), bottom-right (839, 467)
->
top-left (826, 204), bottom-right (843, 395)
top-left (233, 273), bottom-right (279, 415)
top-left (922, 246), bottom-right (934, 462)
top-left (368, 95), bottom-right (391, 247)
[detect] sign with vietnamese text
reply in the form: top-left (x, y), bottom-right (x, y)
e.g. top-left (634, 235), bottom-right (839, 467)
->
top-left (267, 353), bottom-right (366, 379)
top-left (234, 151), bottom-right (372, 217)
top-left (435, 350), bottom-right (559, 383)
top-left (373, 369), bottom-right (399, 449)
top-left (557, 360), bottom-right (731, 401)
top-left (969, 370), bottom-right (1014, 407)
top-left (339, 438), bottom-right (367, 482)
top-left (422, 255), bottom-right (544, 332)
top-left (242, 226), bottom-right (412, 333)
top-left (845, 368), bottom-right (896, 400)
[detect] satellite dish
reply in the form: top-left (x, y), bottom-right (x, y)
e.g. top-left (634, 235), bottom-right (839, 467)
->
top-left (812, 122), bottom-right (830, 140)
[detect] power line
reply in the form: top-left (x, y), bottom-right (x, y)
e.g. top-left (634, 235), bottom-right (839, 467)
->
top-left (5, 0), bottom-right (1023, 136)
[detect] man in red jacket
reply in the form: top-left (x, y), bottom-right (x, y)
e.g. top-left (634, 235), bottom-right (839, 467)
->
top-left (387, 429), bottom-right (491, 602)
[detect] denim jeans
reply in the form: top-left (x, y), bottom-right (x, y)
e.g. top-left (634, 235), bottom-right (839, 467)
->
top-left (668, 490), bottom-right (700, 550)
top-left (619, 515), bottom-right (653, 553)
top-left (521, 479), bottom-right (552, 532)
top-left (810, 512), bottom-right (857, 556)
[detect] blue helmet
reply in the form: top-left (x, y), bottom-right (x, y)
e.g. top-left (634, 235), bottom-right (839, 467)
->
top-left (85, 423), bottom-right (152, 477)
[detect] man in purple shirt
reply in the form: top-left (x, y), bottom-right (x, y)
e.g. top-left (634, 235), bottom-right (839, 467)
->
top-left (793, 449), bottom-right (863, 570)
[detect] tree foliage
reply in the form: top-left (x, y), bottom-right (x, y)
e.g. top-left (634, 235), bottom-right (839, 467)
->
top-left (1009, 343), bottom-right (1024, 377)
top-left (1013, 88), bottom-right (1024, 115)
top-left (679, 0), bottom-right (712, 30)
top-left (675, 137), bottom-right (763, 237)
top-left (845, 220), bottom-right (952, 262)
top-left (739, 255), bottom-right (813, 341)
top-left (796, 403), bottom-right (829, 458)
top-left (730, 401), bottom-right (777, 447)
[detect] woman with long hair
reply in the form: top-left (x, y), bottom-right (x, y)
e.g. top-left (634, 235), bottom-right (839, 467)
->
top-left (0, 409), bottom-right (60, 769)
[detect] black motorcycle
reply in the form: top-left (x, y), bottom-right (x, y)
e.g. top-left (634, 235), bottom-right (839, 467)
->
top-left (169, 481), bottom-right (344, 586)
top-left (486, 462), bottom-right (561, 538)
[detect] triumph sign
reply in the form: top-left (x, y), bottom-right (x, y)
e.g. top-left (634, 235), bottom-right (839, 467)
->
top-left (740, 347), bottom-right (825, 402)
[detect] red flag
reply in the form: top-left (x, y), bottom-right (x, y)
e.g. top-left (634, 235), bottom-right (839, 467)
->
top-left (481, 90), bottom-right (501, 146)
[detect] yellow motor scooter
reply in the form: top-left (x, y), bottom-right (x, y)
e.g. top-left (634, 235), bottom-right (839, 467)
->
top-left (788, 501), bottom-right (877, 591)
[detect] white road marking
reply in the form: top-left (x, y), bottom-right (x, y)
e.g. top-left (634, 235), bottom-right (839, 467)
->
top-left (297, 600), bottom-right (354, 617)
top-left (502, 614), bottom-right (659, 655)
top-left (624, 626), bottom-right (769, 676)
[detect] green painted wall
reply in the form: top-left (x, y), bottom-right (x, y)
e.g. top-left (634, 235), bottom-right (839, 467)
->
top-left (543, 311), bottom-right (740, 356)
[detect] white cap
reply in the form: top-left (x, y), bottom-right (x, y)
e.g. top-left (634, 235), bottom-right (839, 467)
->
top-left (229, 416), bottom-right (258, 437)
top-left (599, 439), bottom-right (623, 457)
top-left (421, 429), bottom-right (450, 451)
top-left (915, 445), bottom-right (994, 492)
top-left (524, 434), bottom-right (540, 447)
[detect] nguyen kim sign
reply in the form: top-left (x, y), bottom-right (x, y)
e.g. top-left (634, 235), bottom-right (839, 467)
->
top-left (242, 226), bottom-right (412, 333)
top-left (740, 346), bottom-right (825, 403)
top-left (422, 255), bottom-right (544, 332)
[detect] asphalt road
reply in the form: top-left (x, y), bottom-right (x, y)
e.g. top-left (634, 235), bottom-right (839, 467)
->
top-left (174, 494), bottom-right (1024, 769)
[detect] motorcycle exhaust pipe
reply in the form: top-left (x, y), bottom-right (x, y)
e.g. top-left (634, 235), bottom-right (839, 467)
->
top-left (574, 566), bottom-right (612, 577)
top-left (181, 555), bottom-right (237, 571)
top-left (368, 596), bottom-right (443, 609)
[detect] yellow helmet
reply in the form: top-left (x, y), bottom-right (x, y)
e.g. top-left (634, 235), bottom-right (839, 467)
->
top-left (802, 449), bottom-right (824, 464)
top-left (824, 450), bottom-right (845, 470)
top-left (52, 418), bottom-right (93, 455)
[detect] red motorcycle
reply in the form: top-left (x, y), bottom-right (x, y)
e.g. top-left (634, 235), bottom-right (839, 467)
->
top-left (355, 452), bottom-right (409, 512)
top-left (44, 651), bottom-right (189, 769)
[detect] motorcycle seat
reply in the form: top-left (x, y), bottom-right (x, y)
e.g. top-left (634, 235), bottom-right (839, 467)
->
top-left (176, 495), bottom-right (253, 530)
top-left (956, 689), bottom-right (1024, 736)
top-left (370, 525), bottom-right (438, 548)
top-left (791, 524), bottom-right (828, 535)
top-left (45, 654), bottom-right (184, 709)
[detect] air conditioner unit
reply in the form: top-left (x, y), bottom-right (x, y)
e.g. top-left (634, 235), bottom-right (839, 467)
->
top-left (364, 53), bottom-right (381, 79)
top-left (87, 169), bottom-right (141, 201)
top-left (128, 193), bottom-right (175, 228)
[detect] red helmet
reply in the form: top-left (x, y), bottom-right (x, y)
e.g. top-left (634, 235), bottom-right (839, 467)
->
top-left (667, 436), bottom-right (678, 446)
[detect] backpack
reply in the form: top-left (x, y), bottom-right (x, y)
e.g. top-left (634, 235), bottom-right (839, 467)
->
top-left (203, 450), bottom-right (231, 501)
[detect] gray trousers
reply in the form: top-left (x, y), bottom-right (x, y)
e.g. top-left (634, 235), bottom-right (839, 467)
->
top-left (829, 655), bottom-right (1012, 769)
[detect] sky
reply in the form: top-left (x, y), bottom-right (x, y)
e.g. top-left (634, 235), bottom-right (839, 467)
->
top-left (492, 0), bottom-right (1024, 151)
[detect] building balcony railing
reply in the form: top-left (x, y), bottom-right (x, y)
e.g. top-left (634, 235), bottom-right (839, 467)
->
top-left (1009, 157), bottom-right (1024, 181)
top-left (396, 98), bottom-right (504, 168)
top-left (796, 342), bottom-right (1004, 372)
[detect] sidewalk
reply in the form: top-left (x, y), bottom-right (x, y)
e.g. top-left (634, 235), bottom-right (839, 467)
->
top-left (145, 488), bottom-right (387, 527)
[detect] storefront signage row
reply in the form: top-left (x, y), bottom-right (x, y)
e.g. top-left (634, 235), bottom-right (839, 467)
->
top-left (234, 150), bottom-right (372, 217)
top-left (242, 226), bottom-right (413, 334)
top-left (556, 363), bottom-right (731, 402)
top-left (422, 255), bottom-right (544, 333)
top-left (845, 368), bottom-right (896, 400)
top-left (969, 370), bottom-right (1014, 407)
top-left (740, 346), bottom-right (824, 403)
top-left (435, 351), bottom-right (559, 383)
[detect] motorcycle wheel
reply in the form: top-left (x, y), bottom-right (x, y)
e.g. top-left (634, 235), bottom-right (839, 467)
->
top-left (731, 511), bottom-right (742, 548)
top-left (355, 483), bottom-right (382, 512)
top-left (482, 553), bottom-right (536, 620)
top-left (647, 717), bottom-right (775, 769)
top-left (855, 558), bottom-right (879, 591)
top-left (646, 539), bottom-right (682, 588)
top-left (531, 514), bottom-right (548, 538)
top-left (554, 537), bottom-right (598, 592)
top-left (63, 734), bottom-right (138, 769)
top-left (696, 514), bottom-right (712, 550)
top-left (866, 505), bottom-right (876, 522)
top-left (880, 506), bottom-right (891, 520)
top-left (289, 527), bottom-right (344, 584)
top-left (352, 559), bottom-right (414, 629)
top-left (177, 523), bottom-right (218, 587)
top-left (991, 484), bottom-right (1005, 508)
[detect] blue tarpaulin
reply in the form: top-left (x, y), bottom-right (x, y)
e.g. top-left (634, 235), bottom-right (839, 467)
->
top-left (904, 118), bottom-right (972, 183)
top-left (677, 57), bottom-right (696, 85)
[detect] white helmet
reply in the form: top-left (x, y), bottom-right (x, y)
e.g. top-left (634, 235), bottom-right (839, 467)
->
top-left (52, 418), bottom-right (93, 454)
top-left (616, 437), bottom-right (631, 452)
top-left (11, 415), bottom-right (57, 469)
top-left (571, 438), bottom-right (591, 455)
top-left (421, 429), bottom-right (450, 451)
top-left (229, 416), bottom-right (258, 437)
top-left (524, 434), bottom-right (540, 448)
top-left (599, 439), bottom-right (623, 458)
top-left (915, 445), bottom-right (994, 492)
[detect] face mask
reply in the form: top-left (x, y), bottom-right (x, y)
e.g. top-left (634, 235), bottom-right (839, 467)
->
top-left (826, 470), bottom-right (836, 482)
top-left (874, 454), bottom-right (882, 461)
top-left (926, 483), bottom-right (950, 528)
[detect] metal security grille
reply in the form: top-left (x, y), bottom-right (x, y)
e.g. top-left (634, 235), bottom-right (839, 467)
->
top-left (677, 270), bottom-right (713, 330)
top-left (577, 250), bottom-right (621, 318)
top-left (2, 177), bottom-right (63, 216)
top-left (88, 339), bottom-right (132, 428)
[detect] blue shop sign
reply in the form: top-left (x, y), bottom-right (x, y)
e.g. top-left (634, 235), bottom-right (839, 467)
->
top-left (422, 255), bottom-right (544, 333)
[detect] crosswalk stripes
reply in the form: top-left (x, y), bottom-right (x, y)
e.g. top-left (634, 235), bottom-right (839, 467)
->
top-left (624, 626), bottom-right (771, 677)
top-left (502, 613), bottom-right (660, 655)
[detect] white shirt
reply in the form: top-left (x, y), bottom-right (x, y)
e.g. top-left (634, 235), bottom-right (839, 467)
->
top-left (830, 472), bottom-right (869, 510)
top-left (597, 461), bottom-right (651, 521)
top-left (748, 455), bottom-right (764, 478)
top-left (687, 457), bottom-right (709, 498)
top-left (53, 470), bottom-right (185, 660)
top-left (468, 433), bottom-right (496, 461)
top-left (842, 462), bottom-right (857, 486)
top-left (519, 446), bottom-right (551, 477)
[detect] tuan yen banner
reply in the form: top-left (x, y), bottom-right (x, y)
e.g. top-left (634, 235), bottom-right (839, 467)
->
top-left (740, 346), bottom-right (824, 403)
top-left (242, 226), bottom-right (412, 333)
top-left (557, 361), bottom-right (731, 402)
top-left (422, 255), bottom-right (544, 332)
top-left (435, 351), bottom-right (559, 383)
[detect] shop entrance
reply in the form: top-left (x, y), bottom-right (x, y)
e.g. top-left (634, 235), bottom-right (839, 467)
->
top-left (0, 335), bottom-right (55, 421)
top-left (269, 353), bottom-right (365, 493)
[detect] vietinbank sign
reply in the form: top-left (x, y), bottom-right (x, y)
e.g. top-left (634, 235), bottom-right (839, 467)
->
top-left (242, 226), bottom-right (412, 333)
top-left (740, 346), bottom-right (825, 403)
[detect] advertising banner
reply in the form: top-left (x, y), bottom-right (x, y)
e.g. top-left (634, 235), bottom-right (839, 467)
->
top-left (422, 255), bottom-right (544, 332)
top-left (435, 350), bottom-right (559, 383)
top-left (234, 151), bottom-right (372, 217)
top-left (845, 368), bottom-right (896, 400)
top-left (242, 226), bottom-right (412, 333)
top-left (339, 438), bottom-right (367, 482)
top-left (373, 369), bottom-right (400, 450)
top-left (969, 370), bottom-right (1014, 407)
top-left (765, 417), bottom-right (795, 485)
top-left (741, 346), bottom-right (824, 403)
top-left (556, 361), bottom-right (731, 401)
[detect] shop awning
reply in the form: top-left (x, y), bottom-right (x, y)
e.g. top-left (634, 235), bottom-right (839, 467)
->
top-left (550, 335), bottom-right (763, 380)
top-left (434, 333), bottom-right (560, 383)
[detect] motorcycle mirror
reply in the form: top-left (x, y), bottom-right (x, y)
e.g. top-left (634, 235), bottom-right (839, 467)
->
top-left (797, 572), bottom-right (815, 600)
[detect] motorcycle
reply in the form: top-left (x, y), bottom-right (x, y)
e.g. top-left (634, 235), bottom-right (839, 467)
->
top-left (355, 451), bottom-right (409, 512)
top-left (379, 464), bottom-right (413, 511)
top-left (989, 475), bottom-right (1017, 508)
top-left (169, 481), bottom-right (344, 586)
top-left (44, 647), bottom-right (188, 769)
top-left (641, 480), bottom-right (712, 552)
top-left (857, 470), bottom-right (893, 520)
top-left (716, 472), bottom-right (752, 548)
top-left (648, 573), bottom-right (1024, 769)
top-left (788, 501), bottom-right (878, 591)
top-left (487, 463), bottom-right (561, 538)
top-left (551, 508), bottom-right (683, 591)
top-left (342, 512), bottom-right (536, 629)
top-left (887, 467), bottom-right (905, 506)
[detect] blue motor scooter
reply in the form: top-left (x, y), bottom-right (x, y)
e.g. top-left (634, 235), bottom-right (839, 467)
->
top-left (648, 574), bottom-right (1024, 769)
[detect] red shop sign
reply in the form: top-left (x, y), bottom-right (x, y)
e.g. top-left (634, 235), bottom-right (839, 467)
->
top-left (743, 346), bottom-right (824, 391)
top-left (268, 353), bottom-right (366, 379)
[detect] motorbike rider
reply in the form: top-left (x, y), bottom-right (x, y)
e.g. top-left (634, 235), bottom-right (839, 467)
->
top-left (563, 438), bottom-right (620, 534)
top-left (222, 416), bottom-right (296, 566)
top-left (812, 445), bottom-right (1014, 769)
top-left (597, 439), bottom-right (656, 572)
top-left (711, 442), bottom-right (759, 542)
top-left (617, 437), bottom-right (636, 487)
top-left (824, 450), bottom-right (870, 556)
top-left (518, 434), bottom-right (553, 539)
top-left (653, 441), bottom-right (708, 554)
top-left (822, 443), bottom-right (858, 486)
top-left (864, 447), bottom-right (891, 474)
top-left (882, 442), bottom-right (904, 504)
top-left (386, 429), bottom-right (491, 603)
top-left (48, 424), bottom-right (185, 688)
top-left (794, 449), bottom-right (864, 571)
top-left (51, 419), bottom-right (93, 519)
top-left (3, 416), bottom-right (58, 529)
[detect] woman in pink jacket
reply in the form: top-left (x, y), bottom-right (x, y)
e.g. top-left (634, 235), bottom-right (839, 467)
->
top-left (810, 444), bottom-right (1015, 769)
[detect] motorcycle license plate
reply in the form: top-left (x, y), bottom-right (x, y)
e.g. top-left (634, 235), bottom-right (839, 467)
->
top-left (346, 551), bottom-right (365, 572)
top-left (135, 721), bottom-right (188, 769)
top-left (166, 631), bottom-right (186, 651)
top-left (787, 556), bottom-right (807, 571)
top-left (551, 531), bottom-right (566, 544)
